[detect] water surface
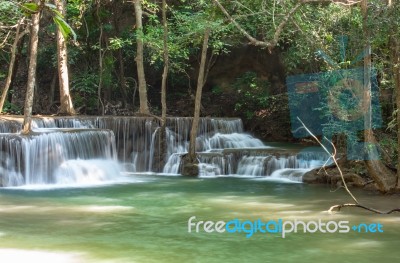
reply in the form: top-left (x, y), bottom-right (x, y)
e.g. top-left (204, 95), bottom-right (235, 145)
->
top-left (0, 175), bottom-right (399, 263)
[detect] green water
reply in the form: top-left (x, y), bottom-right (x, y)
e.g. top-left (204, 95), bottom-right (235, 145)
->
top-left (0, 175), bottom-right (399, 263)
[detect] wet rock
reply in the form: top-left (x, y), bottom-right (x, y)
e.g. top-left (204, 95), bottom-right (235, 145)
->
top-left (302, 169), bottom-right (327, 184)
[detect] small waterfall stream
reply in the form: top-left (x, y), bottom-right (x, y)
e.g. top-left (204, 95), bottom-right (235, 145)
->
top-left (0, 116), bottom-right (328, 186)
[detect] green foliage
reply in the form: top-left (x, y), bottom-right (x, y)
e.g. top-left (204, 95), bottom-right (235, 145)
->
top-left (0, 0), bottom-right (22, 51)
top-left (53, 14), bottom-right (77, 41)
top-left (72, 71), bottom-right (98, 94)
top-left (0, 0), bottom-right (398, 137)
top-left (379, 135), bottom-right (398, 165)
top-left (38, 45), bottom-right (57, 69)
top-left (3, 101), bottom-right (21, 114)
top-left (71, 71), bottom-right (98, 111)
top-left (143, 0), bottom-right (233, 76)
top-left (109, 37), bottom-right (132, 50)
top-left (66, 0), bottom-right (92, 28)
top-left (233, 71), bottom-right (271, 119)
top-left (0, 0), bottom-right (20, 17)
top-left (102, 53), bottom-right (117, 92)
top-left (211, 86), bottom-right (223, 95)
top-left (25, 1), bottom-right (77, 41)
top-left (21, 2), bottom-right (39, 13)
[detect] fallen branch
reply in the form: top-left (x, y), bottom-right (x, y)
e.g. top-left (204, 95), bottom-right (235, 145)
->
top-left (329, 204), bottom-right (400, 214)
top-left (297, 117), bottom-right (358, 203)
top-left (297, 117), bottom-right (400, 215)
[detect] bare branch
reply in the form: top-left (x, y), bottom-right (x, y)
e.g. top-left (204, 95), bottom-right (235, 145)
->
top-left (271, 2), bottom-right (302, 47)
top-left (213, 0), bottom-right (302, 49)
top-left (0, 24), bottom-right (21, 30)
top-left (298, 117), bottom-right (400, 215)
top-left (0, 30), bottom-right (12, 49)
top-left (213, 0), bottom-right (362, 49)
top-left (297, 117), bottom-right (359, 203)
top-left (213, 0), bottom-right (272, 48)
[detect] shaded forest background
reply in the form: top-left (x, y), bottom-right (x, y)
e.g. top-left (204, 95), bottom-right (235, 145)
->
top-left (0, 1), bottom-right (400, 185)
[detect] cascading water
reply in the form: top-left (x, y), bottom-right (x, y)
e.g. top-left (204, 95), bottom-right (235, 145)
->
top-left (0, 116), bottom-right (328, 185)
top-left (0, 128), bottom-right (119, 186)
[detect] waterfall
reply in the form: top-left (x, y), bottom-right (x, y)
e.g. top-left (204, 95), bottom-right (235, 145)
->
top-left (237, 156), bottom-right (269, 176)
top-left (0, 116), bottom-right (328, 184)
top-left (0, 129), bottom-right (118, 186)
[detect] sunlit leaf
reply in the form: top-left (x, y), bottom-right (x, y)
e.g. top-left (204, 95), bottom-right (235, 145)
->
top-left (53, 15), bottom-right (77, 41)
top-left (48, 6), bottom-right (64, 18)
top-left (21, 3), bottom-right (39, 13)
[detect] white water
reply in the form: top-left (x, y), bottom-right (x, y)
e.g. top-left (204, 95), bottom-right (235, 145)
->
top-left (270, 168), bottom-right (312, 182)
top-left (0, 117), bottom-right (328, 186)
top-left (0, 128), bottom-right (118, 186)
top-left (54, 159), bottom-right (121, 185)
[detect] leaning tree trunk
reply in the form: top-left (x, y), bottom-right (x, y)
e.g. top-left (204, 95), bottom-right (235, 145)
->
top-left (161, 0), bottom-right (168, 125)
top-left (55, 0), bottom-right (75, 115)
top-left (0, 18), bottom-right (26, 113)
top-left (22, 2), bottom-right (41, 134)
top-left (182, 27), bottom-right (211, 176)
top-left (158, 0), bottom-right (169, 170)
top-left (96, 0), bottom-right (105, 115)
top-left (133, 0), bottom-right (150, 114)
top-left (361, 0), bottom-right (397, 192)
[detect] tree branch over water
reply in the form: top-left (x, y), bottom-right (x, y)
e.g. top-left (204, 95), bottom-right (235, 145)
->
top-left (297, 117), bottom-right (359, 203)
top-left (297, 117), bottom-right (400, 215)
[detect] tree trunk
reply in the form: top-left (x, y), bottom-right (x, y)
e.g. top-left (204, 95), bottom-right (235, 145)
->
top-left (112, 1), bottom-right (128, 108)
top-left (133, 0), bottom-right (150, 114)
top-left (0, 18), bottom-right (26, 113)
top-left (56, 0), bottom-right (75, 115)
top-left (182, 27), bottom-right (211, 176)
top-left (22, 2), bottom-right (41, 134)
top-left (158, 0), bottom-right (169, 169)
top-left (396, 42), bottom-right (400, 189)
top-left (161, 0), bottom-right (168, 125)
top-left (361, 0), bottom-right (397, 192)
top-left (96, 0), bottom-right (105, 115)
top-left (54, 0), bottom-right (75, 115)
top-left (389, 1), bottom-right (400, 189)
